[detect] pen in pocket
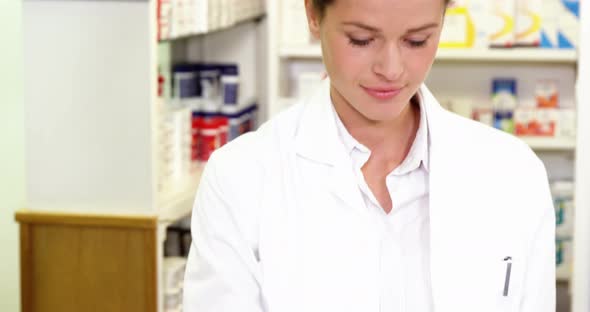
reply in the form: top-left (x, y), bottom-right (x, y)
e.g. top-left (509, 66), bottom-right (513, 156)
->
top-left (503, 256), bottom-right (512, 297)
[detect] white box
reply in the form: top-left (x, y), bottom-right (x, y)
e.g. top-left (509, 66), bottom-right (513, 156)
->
top-left (556, 236), bottom-right (573, 281)
top-left (540, 0), bottom-right (561, 48)
top-left (489, 0), bottom-right (516, 47)
top-left (515, 0), bottom-right (542, 46)
top-left (193, 0), bottom-right (209, 34)
top-left (558, 0), bottom-right (580, 49)
top-left (163, 257), bottom-right (188, 290)
top-left (556, 109), bottom-right (576, 137)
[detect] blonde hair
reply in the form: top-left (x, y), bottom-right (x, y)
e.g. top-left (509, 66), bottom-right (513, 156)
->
top-left (312, 0), bottom-right (451, 18)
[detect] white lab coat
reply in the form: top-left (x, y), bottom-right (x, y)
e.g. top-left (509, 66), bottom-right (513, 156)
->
top-left (183, 80), bottom-right (555, 312)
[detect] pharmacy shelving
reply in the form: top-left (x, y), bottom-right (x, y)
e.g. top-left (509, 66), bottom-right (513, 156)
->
top-left (20, 0), bottom-right (266, 311)
top-left (279, 44), bottom-right (578, 64)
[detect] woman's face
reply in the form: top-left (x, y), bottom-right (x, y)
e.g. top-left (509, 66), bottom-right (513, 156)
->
top-left (306, 0), bottom-right (445, 123)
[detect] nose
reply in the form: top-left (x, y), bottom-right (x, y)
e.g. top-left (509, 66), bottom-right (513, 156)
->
top-left (372, 42), bottom-right (404, 82)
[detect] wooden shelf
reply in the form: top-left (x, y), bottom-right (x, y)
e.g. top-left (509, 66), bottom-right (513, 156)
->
top-left (279, 45), bottom-right (577, 64)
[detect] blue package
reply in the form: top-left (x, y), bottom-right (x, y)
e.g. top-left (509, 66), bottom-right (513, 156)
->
top-left (492, 79), bottom-right (517, 96)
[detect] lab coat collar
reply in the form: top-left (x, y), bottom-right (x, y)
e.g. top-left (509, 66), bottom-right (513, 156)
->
top-left (331, 90), bottom-right (430, 174)
top-left (294, 78), bottom-right (347, 167)
top-left (294, 78), bottom-right (440, 170)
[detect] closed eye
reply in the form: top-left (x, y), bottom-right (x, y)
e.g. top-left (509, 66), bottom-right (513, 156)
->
top-left (348, 37), bottom-right (374, 47)
top-left (406, 38), bottom-right (428, 48)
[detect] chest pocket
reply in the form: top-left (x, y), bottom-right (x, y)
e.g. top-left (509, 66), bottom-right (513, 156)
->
top-left (490, 254), bottom-right (525, 312)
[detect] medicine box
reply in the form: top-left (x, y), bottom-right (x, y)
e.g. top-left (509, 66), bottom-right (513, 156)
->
top-left (489, 0), bottom-right (516, 48)
top-left (535, 79), bottom-right (559, 109)
top-left (515, 0), bottom-right (542, 46)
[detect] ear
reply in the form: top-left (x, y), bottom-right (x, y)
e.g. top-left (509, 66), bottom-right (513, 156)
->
top-left (304, 0), bottom-right (321, 40)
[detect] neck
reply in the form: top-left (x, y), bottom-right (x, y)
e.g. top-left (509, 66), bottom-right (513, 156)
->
top-left (331, 87), bottom-right (420, 163)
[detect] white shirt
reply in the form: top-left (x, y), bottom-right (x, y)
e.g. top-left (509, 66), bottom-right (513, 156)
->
top-left (332, 94), bottom-right (434, 312)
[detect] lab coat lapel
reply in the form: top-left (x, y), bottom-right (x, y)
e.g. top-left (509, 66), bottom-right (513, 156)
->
top-left (294, 81), bottom-right (473, 309)
top-left (421, 84), bottom-right (471, 310)
top-left (294, 79), bottom-right (366, 214)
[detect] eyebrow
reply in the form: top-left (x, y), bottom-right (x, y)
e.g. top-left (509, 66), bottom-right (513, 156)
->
top-left (342, 21), bottom-right (439, 34)
top-left (342, 22), bottom-right (380, 32)
top-left (407, 23), bottom-right (439, 33)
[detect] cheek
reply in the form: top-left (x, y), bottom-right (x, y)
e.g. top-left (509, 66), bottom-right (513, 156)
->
top-left (323, 36), bottom-right (370, 81)
top-left (404, 48), bottom-right (437, 82)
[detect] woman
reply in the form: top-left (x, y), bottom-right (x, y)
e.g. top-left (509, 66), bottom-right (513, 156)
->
top-left (184, 0), bottom-right (556, 311)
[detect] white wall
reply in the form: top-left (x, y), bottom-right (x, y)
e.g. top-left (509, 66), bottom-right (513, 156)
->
top-left (24, 1), bottom-right (156, 214)
top-left (0, 0), bottom-right (23, 310)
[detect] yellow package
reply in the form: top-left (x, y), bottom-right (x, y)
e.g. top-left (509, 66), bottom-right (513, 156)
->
top-left (439, 0), bottom-right (476, 48)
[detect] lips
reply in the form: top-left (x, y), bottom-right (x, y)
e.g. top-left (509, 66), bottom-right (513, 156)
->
top-left (362, 85), bottom-right (403, 100)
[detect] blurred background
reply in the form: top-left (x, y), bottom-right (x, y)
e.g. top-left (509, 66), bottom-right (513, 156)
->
top-left (1, 0), bottom-right (589, 311)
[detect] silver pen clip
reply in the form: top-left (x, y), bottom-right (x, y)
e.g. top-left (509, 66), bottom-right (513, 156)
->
top-left (503, 256), bottom-right (512, 297)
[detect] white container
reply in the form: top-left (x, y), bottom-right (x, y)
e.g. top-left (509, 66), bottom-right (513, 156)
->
top-left (164, 287), bottom-right (183, 311)
top-left (556, 109), bottom-right (577, 138)
top-left (556, 236), bottom-right (573, 281)
top-left (192, 0), bottom-right (210, 34)
top-left (163, 257), bottom-right (188, 291)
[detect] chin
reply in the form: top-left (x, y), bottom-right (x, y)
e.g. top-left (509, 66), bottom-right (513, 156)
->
top-left (355, 98), bottom-right (407, 121)
top-left (357, 106), bottom-right (405, 123)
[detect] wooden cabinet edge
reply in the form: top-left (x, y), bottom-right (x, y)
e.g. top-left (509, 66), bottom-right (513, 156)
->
top-left (15, 210), bottom-right (158, 229)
